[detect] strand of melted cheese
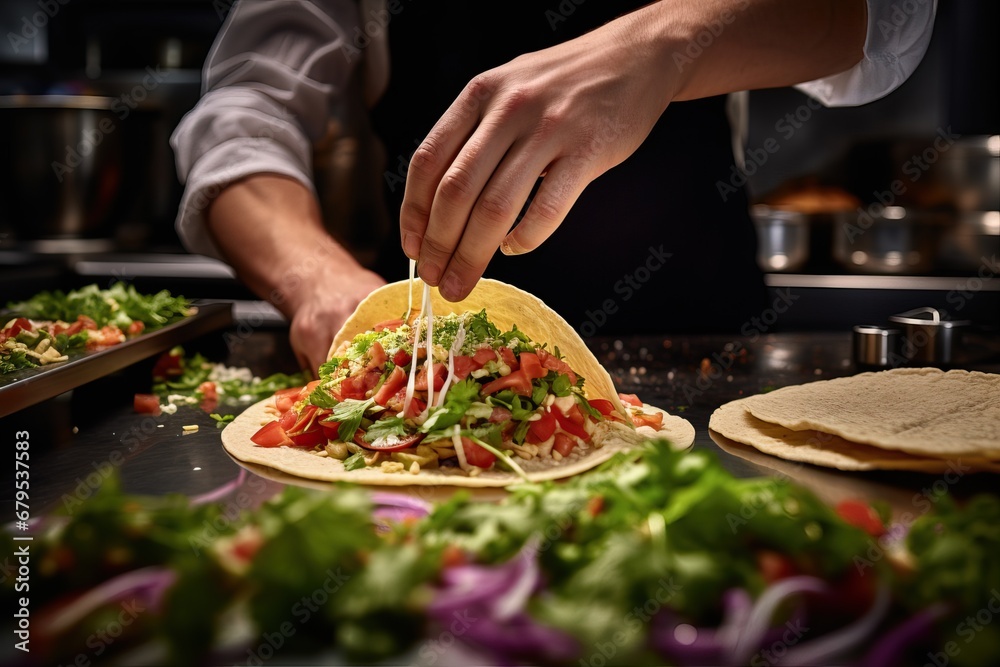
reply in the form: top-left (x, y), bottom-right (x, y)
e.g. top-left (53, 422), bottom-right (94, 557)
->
top-left (402, 281), bottom-right (434, 418)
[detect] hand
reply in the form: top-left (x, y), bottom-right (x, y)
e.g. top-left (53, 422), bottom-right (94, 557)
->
top-left (287, 264), bottom-right (385, 374)
top-left (399, 7), bottom-right (677, 302)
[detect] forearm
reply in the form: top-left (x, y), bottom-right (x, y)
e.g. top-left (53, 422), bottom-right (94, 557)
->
top-left (205, 174), bottom-right (370, 318)
top-left (618, 0), bottom-right (867, 103)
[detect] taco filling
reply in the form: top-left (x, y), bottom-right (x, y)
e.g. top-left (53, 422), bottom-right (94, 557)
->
top-left (250, 309), bottom-right (641, 477)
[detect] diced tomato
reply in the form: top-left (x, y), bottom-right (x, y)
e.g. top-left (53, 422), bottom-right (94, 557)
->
top-left (758, 550), bottom-right (798, 584)
top-left (127, 321), bottom-right (145, 335)
top-left (402, 396), bottom-right (426, 418)
top-left (278, 408), bottom-right (297, 431)
top-left (374, 318), bottom-right (404, 332)
top-left (554, 409), bottom-right (590, 441)
top-left (481, 369), bottom-right (532, 396)
top-left (289, 428), bottom-right (328, 448)
top-left (198, 381), bottom-right (218, 402)
top-left (536, 348), bottom-right (577, 384)
top-left (526, 409), bottom-right (557, 444)
top-left (461, 437), bottom-right (496, 468)
top-left (618, 393), bottom-right (643, 407)
top-left (319, 419), bottom-right (343, 439)
top-left (632, 411), bottom-right (663, 430)
top-left (340, 375), bottom-right (368, 400)
top-left (835, 499), bottom-right (886, 537)
top-left (392, 349), bottom-right (412, 367)
top-left (152, 350), bottom-right (183, 380)
top-left (362, 369), bottom-right (382, 393)
top-left (441, 544), bottom-right (466, 569)
top-left (7, 317), bottom-right (34, 336)
top-left (251, 421), bottom-right (294, 447)
top-left (472, 347), bottom-right (497, 366)
top-left (553, 433), bottom-right (577, 457)
top-left (274, 386), bottom-right (303, 413)
top-left (452, 355), bottom-right (478, 380)
top-left (565, 403), bottom-right (586, 426)
top-left (133, 393), bottom-right (161, 416)
top-left (497, 346), bottom-right (519, 371)
top-left (518, 352), bottom-right (547, 380)
top-left (88, 325), bottom-right (125, 348)
top-left (63, 319), bottom-right (85, 336)
top-left (78, 315), bottom-right (98, 331)
top-left (414, 363), bottom-right (447, 391)
top-left (374, 366), bottom-right (407, 406)
top-left (588, 399), bottom-right (615, 417)
top-left (286, 405), bottom-right (319, 436)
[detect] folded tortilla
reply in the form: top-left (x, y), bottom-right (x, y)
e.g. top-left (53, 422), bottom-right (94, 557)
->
top-left (223, 278), bottom-right (694, 487)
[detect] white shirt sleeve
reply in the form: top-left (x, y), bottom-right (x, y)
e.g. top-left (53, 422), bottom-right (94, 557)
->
top-left (795, 0), bottom-right (937, 107)
top-left (170, 0), bottom-right (362, 259)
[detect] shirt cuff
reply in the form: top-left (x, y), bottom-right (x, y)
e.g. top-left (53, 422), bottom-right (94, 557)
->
top-left (173, 137), bottom-right (315, 260)
top-left (796, 0), bottom-right (937, 107)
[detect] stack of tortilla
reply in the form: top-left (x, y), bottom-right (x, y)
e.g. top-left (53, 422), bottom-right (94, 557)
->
top-left (709, 367), bottom-right (1000, 473)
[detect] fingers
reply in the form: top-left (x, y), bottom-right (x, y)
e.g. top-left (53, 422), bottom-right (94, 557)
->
top-left (399, 78), bottom-right (493, 262)
top-left (435, 146), bottom-right (560, 301)
top-left (500, 158), bottom-right (590, 257)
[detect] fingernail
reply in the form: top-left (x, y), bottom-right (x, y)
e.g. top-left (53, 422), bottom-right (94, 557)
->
top-left (440, 273), bottom-right (463, 301)
top-left (500, 237), bottom-right (527, 256)
top-left (419, 262), bottom-right (441, 285)
top-left (402, 233), bottom-right (419, 259)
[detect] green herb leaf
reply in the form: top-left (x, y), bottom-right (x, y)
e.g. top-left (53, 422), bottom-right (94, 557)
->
top-left (364, 416), bottom-right (407, 442)
top-left (309, 386), bottom-right (339, 409)
top-left (343, 452), bottom-right (367, 471)
top-left (332, 398), bottom-right (375, 442)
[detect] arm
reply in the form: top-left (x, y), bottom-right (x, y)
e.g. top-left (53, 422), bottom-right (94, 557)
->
top-left (400, 0), bottom-right (870, 301)
top-left (171, 0), bottom-right (385, 372)
top-left (207, 175), bottom-right (384, 373)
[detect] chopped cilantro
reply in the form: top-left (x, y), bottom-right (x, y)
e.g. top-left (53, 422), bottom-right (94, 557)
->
top-left (330, 398), bottom-right (375, 442)
top-left (342, 452), bottom-right (367, 471)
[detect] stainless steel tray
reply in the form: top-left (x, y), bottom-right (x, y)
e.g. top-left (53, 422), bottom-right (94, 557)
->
top-left (0, 301), bottom-right (233, 418)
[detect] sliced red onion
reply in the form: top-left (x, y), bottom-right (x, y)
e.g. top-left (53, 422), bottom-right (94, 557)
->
top-left (190, 468), bottom-right (248, 506)
top-left (370, 491), bottom-right (432, 516)
top-left (732, 575), bottom-right (827, 665)
top-left (651, 611), bottom-right (726, 666)
top-left (777, 582), bottom-right (892, 666)
top-left (42, 566), bottom-right (177, 637)
top-left (428, 536), bottom-right (540, 621)
top-left (458, 610), bottom-right (579, 662)
top-left (859, 603), bottom-right (950, 667)
top-left (715, 587), bottom-right (753, 653)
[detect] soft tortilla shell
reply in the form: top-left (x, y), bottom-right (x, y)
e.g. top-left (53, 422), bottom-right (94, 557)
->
top-left (222, 397), bottom-right (695, 488)
top-left (742, 368), bottom-right (1000, 459)
top-left (709, 398), bottom-right (1000, 474)
top-left (329, 278), bottom-right (628, 418)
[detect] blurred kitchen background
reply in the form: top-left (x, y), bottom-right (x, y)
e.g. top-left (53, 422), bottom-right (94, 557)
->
top-left (0, 0), bottom-right (997, 333)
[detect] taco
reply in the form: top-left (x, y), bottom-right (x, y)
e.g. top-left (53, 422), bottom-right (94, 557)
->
top-left (222, 278), bottom-right (693, 487)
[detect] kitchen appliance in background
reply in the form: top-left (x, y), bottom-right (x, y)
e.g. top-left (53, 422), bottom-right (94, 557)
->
top-left (0, 0), bottom-right (225, 254)
top-left (0, 94), bottom-right (161, 250)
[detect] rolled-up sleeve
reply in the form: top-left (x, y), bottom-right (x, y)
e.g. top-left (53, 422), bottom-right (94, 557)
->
top-left (171, 0), bottom-right (360, 258)
top-left (796, 0), bottom-right (937, 107)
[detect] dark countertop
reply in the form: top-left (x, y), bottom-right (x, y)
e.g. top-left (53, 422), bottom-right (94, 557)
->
top-left (3, 326), bottom-right (998, 516)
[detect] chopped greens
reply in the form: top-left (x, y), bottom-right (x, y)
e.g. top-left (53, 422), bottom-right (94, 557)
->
top-left (5, 441), bottom-right (996, 666)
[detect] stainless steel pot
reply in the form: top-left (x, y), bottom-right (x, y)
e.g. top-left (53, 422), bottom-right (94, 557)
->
top-left (832, 206), bottom-right (949, 274)
top-left (750, 205), bottom-right (810, 273)
top-left (888, 307), bottom-right (971, 365)
top-left (0, 95), bottom-right (156, 242)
